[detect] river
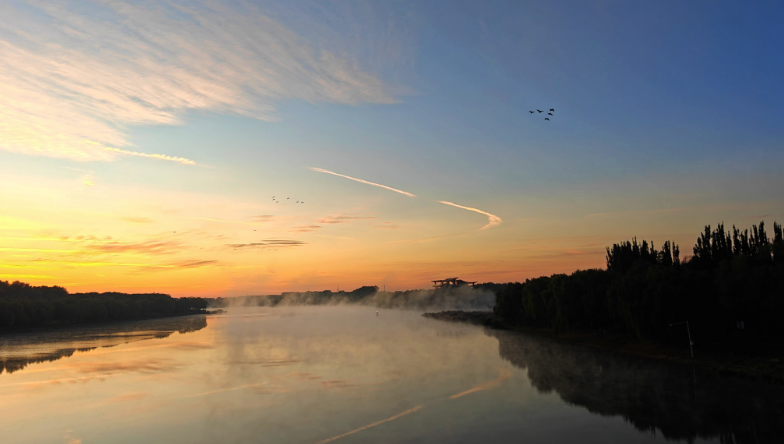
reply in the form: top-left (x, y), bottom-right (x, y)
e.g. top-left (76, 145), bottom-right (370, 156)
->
top-left (0, 306), bottom-right (781, 443)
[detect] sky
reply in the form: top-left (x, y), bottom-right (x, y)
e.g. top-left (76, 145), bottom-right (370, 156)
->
top-left (1, 0), bottom-right (783, 296)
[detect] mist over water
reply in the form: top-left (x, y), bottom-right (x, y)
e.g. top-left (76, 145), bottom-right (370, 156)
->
top-left (218, 286), bottom-right (496, 311)
top-left (0, 306), bottom-right (781, 443)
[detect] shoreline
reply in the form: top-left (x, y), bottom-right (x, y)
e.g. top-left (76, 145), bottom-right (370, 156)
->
top-left (0, 310), bottom-right (212, 337)
top-left (423, 310), bottom-right (784, 385)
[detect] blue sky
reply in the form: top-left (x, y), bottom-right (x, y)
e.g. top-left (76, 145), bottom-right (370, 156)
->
top-left (1, 0), bottom-right (783, 294)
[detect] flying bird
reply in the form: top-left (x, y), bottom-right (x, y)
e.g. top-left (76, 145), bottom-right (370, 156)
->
top-left (548, 113), bottom-right (553, 116)
top-left (550, 109), bottom-right (554, 112)
top-left (545, 118), bottom-right (550, 121)
top-left (529, 111), bottom-right (534, 114)
top-left (537, 110), bottom-right (543, 113)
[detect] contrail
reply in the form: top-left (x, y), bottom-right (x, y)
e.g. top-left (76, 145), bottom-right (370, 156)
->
top-left (308, 167), bottom-right (416, 197)
top-left (437, 201), bottom-right (502, 230)
top-left (315, 405), bottom-right (424, 444)
top-left (104, 147), bottom-right (197, 165)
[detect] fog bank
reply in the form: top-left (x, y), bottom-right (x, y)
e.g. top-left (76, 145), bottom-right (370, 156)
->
top-left (208, 285), bottom-right (497, 311)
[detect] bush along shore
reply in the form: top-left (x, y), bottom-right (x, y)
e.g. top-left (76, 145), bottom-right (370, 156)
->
top-left (0, 280), bottom-right (208, 332)
top-left (425, 221), bottom-right (784, 383)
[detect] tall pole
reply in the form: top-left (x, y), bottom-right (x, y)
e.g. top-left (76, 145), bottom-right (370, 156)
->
top-left (670, 321), bottom-right (694, 358)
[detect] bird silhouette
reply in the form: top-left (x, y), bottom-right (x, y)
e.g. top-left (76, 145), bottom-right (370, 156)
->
top-left (529, 111), bottom-right (534, 114)
top-left (550, 109), bottom-right (554, 112)
top-left (545, 118), bottom-right (550, 121)
top-left (548, 112), bottom-right (553, 115)
top-left (537, 110), bottom-right (543, 113)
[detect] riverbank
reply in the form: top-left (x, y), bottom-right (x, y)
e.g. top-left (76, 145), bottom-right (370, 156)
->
top-left (423, 311), bottom-right (784, 385)
top-left (0, 310), bottom-right (211, 336)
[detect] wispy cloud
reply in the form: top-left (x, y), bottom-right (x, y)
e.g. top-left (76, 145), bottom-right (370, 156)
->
top-left (317, 215), bottom-right (378, 224)
top-left (226, 239), bottom-right (306, 249)
top-left (308, 167), bottom-right (416, 197)
top-left (291, 225), bottom-right (322, 233)
top-left (0, 1), bottom-right (399, 162)
top-left (85, 240), bottom-right (182, 255)
top-left (140, 260), bottom-right (218, 272)
top-left (437, 201), bottom-right (502, 230)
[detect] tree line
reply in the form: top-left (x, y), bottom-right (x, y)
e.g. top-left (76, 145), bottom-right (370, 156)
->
top-left (0, 280), bottom-right (208, 330)
top-left (494, 221), bottom-right (784, 352)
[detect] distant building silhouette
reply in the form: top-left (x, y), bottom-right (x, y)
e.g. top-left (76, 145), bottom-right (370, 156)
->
top-left (432, 277), bottom-right (476, 289)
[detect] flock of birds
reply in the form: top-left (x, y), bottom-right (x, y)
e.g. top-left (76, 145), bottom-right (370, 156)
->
top-left (530, 108), bottom-right (555, 121)
top-left (272, 196), bottom-right (304, 204)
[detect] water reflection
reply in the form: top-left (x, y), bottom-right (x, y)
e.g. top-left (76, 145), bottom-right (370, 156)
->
top-left (0, 308), bottom-right (782, 444)
top-left (489, 329), bottom-right (784, 443)
top-left (0, 315), bottom-right (207, 374)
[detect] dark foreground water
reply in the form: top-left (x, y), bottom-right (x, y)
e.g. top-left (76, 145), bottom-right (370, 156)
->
top-left (0, 307), bottom-right (781, 443)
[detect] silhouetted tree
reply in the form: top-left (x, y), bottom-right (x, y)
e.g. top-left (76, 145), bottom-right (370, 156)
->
top-left (495, 221), bottom-right (784, 351)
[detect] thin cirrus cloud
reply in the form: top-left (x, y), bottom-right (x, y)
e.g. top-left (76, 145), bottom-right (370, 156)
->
top-left (0, 1), bottom-right (399, 163)
top-left (290, 225), bottom-right (322, 233)
top-left (317, 215), bottom-right (379, 224)
top-left (226, 239), bottom-right (306, 249)
top-left (84, 240), bottom-right (183, 255)
top-left (141, 260), bottom-right (218, 272)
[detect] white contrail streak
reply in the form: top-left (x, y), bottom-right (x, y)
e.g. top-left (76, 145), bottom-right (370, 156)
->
top-left (308, 167), bottom-right (416, 197)
top-left (437, 201), bottom-right (502, 230)
top-left (104, 147), bottom-right (197, 165)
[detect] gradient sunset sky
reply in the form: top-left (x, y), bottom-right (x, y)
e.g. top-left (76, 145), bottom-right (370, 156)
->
top-left (1, 0), bottom-right (783, 296)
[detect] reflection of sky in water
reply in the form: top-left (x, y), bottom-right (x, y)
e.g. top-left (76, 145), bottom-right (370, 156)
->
top-left (0, 307), bottom-right (774, 443)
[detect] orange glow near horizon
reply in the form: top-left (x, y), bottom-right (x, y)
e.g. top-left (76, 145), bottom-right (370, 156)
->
top-left (3, 163), bottom-right (782, 297)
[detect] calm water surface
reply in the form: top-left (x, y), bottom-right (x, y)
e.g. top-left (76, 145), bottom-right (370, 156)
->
top-left (0, 306), bottom-right (781, 443)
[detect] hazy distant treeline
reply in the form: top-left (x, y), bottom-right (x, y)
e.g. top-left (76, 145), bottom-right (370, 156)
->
top-left (0, 281), bottom-right (207, 330)
top-left (495, 221), bottom-right (784, 351)
top-left (207, 283), bottom-right (502, 311)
